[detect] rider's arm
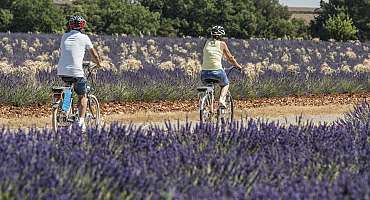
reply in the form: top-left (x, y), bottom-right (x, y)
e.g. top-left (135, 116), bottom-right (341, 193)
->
top-left (220, 41), bottom-right (242, 69)
top-left (88, 48), bottom-right (102, 67)
top-left (85, 35), bottom-right (102, 68)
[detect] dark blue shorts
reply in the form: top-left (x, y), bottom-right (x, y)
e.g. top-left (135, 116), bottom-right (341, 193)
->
top-left (60, 76), bottom-right (87, 96)
top-left (201, 69), bottom-right (229, 87)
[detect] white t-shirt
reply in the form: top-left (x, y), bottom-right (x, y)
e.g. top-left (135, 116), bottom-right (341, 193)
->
top-left (57, 30), bottom-right (93, 77)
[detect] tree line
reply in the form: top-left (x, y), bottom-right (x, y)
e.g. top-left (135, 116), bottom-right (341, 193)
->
top-left (0, 0), bottom-right (368, 41)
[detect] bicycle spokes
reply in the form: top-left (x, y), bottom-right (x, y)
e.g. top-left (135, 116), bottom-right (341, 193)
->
top-left (217, 93), bottom-right (234, 125)
top-left (86, 95), bottom-right (101, 128)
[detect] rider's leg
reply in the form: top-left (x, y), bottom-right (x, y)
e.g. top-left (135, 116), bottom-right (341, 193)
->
top-left (219, 84), bottom-right (229, 107)
top-left (78, 95), bottom-right (88, 124)
top-left (219, 70), bottom-right (230, 108)
top-left (75, 77), bottom-right (88, 129)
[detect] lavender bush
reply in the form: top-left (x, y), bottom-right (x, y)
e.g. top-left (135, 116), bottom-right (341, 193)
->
top-left (0, 102), bottom-right (369, 199)
top-left (0, 32), bottom-right (369, 105)
top-left (337, 101), bottom-right (370, 127)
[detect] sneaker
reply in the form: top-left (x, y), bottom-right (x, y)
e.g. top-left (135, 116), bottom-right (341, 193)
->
top-left (80, 123), bottom-right (87, 133)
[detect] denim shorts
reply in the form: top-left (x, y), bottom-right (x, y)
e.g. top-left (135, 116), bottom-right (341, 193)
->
top-left (60, 76), bottom-right (87, 96)
top-left (201, 69), bottom-right (229, 86)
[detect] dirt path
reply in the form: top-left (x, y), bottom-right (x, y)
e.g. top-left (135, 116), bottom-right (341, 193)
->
top-left (1, 93), bottom-right (368, 119)
top-left (1, 93), bottom-right (367, 128)
top-left (104, 104), bottom-right (353, 126)
top-left (0, 104), bottom-right (354, 128)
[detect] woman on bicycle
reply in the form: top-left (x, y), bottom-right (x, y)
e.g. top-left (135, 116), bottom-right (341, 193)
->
top-left (201, 26), bottom-right (243, 108)
top-left (57, 15), bottom-right (101, 131)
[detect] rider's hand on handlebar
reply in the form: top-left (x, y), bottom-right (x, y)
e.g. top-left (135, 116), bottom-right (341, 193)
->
top-left (96, 61), bottom-right (102, 68)
top-left (235, 64), bottom-right (243, 71)
top-left (90, 62), bottom-right (101, 71)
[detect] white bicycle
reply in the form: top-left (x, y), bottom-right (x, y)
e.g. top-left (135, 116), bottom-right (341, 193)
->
top-left (197, 67), bottom-right (237, 124)
top-left (51, 62), bottom-right (101, 131)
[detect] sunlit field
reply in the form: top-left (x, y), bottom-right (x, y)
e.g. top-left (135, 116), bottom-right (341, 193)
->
top-left (0, 32), bottom-right (369, 199)
top-left (0, 33), bottom-right (369, 106)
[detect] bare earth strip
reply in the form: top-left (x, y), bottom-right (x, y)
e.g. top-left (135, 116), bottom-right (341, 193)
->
top-left (0, 104), bottom-right (354, 129)
top-left (0, 93), bottom-right (368, 128)
top-left (1, 93), bottom-right (368, 118)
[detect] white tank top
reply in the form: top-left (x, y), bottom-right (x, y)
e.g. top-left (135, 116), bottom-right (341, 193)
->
top-left (202, 40), bottom-right (223, 71)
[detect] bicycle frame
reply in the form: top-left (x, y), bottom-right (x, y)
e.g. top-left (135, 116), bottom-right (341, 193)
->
top-left (52, 86), bottom-right (74, 112)
top-left (52, 62), bottom-right (101, 131)
top-left (197, 66), bottom-right (237, 123)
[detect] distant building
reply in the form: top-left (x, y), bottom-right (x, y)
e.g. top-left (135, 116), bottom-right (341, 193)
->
top-left (288, 7), bottom-right (321, 24)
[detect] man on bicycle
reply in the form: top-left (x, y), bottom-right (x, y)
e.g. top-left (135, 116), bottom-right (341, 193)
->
top-left (201, 26), bottom-right (243, 108)
top-left (57, 15), bottom-right (101, 131)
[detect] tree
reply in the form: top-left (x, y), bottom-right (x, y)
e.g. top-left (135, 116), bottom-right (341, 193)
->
top-left (139, 0), bottom-right (258, 38)
top-left (324, 12), bottom-right (358, 41)
top-left (157, 18), bottom-right (179, 37)
top-left (311, 0), bottom-right (370, 41)
top-left (0, 9), bottom-right (12, 32)
top-left (67, 0), bottom-right (160, 36)
top-left (0, 0), bottom-right (12, 9)
top-left (10, 0), bottom-right (65, 33)
top-left (253, 0), bottom-right (309, 39)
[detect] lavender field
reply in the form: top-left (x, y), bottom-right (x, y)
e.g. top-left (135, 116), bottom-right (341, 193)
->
top-left (0, 33), bottom-right (369, 105)
top-left (0, 102), bottom-right (369, 199)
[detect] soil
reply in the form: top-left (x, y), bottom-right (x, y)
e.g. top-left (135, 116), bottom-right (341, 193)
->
top-left (0, 93), bottom-right (367, 128)
top-left (0, 93), bottom-right (368, 118)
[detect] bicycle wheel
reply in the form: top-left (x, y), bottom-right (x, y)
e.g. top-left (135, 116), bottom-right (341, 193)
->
top-left (52, 100), bottom-right (73, 132)
top-left (218, 92), bottom-right (234, 125)
top-left (86, 95), bottom-right (101, 128)
top-left (52, 107), bottom-right (58, 132)
top-left (225, 92), bottom-right (234, 122)
top-left (200, 92), bottom-right (215, 123)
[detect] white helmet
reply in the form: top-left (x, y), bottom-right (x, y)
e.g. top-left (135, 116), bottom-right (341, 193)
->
top-left (211, 26), bottom-right (225, 36)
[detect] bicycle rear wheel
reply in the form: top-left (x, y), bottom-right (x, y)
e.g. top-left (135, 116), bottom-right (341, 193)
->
top-left (52, 100), bottom-right (73, 132)
top-left (200, 93), bottom-right (215, 123)
top-left (86, 95), bottom-right (101, 128)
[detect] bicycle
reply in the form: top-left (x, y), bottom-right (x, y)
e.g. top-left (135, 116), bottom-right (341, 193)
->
top-left (197, 67), bottom-right (236, 124)
top-left (51, 62), bottom-right (101, 132)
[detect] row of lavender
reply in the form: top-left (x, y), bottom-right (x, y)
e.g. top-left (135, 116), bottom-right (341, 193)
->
top-left (1, 33), bottom-right (369, 72)
top-left (0, 102), bottom-right (369, 199)
top-left (0, 33), bottom-right (369, 105)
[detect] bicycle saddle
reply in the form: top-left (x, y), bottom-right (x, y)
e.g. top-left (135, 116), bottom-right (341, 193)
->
top-left (197, 86), bottom-right (213, 92)
top-left (203, 78), bottom-right (219, 84)
top-left (52, 87), bottom-right (71, 93)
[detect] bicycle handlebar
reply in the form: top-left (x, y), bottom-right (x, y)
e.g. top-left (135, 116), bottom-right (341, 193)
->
top-left (83, 62), bottom-right (97, 70)
top-left (83, 62), bottom-right (98, 88)
top-left (224, 66), bottom-right (240, 76)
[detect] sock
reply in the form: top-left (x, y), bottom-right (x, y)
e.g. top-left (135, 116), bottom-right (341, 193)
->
top-left (79, 118), bottom-right (85, 126)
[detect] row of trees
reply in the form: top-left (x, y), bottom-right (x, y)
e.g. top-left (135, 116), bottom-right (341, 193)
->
top-left (0, 0), bottom-right (368, 41)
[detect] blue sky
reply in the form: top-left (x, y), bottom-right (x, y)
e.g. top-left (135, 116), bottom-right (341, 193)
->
top-left (279, 0), bottom-right (325, 7)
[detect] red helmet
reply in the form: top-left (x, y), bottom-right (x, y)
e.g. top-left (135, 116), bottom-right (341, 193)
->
top-left (68, 15), bottom-right (86, 30)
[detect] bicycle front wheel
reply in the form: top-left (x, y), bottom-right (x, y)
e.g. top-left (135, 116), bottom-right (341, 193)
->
top-left (218, 92), bottom-right (234, 125)
top-left (52, 107), bottom-right (58, 132)
top-left (86, 95), bottom-right (101, 128)
top-left (225, 92), bottom-right (234, 122)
